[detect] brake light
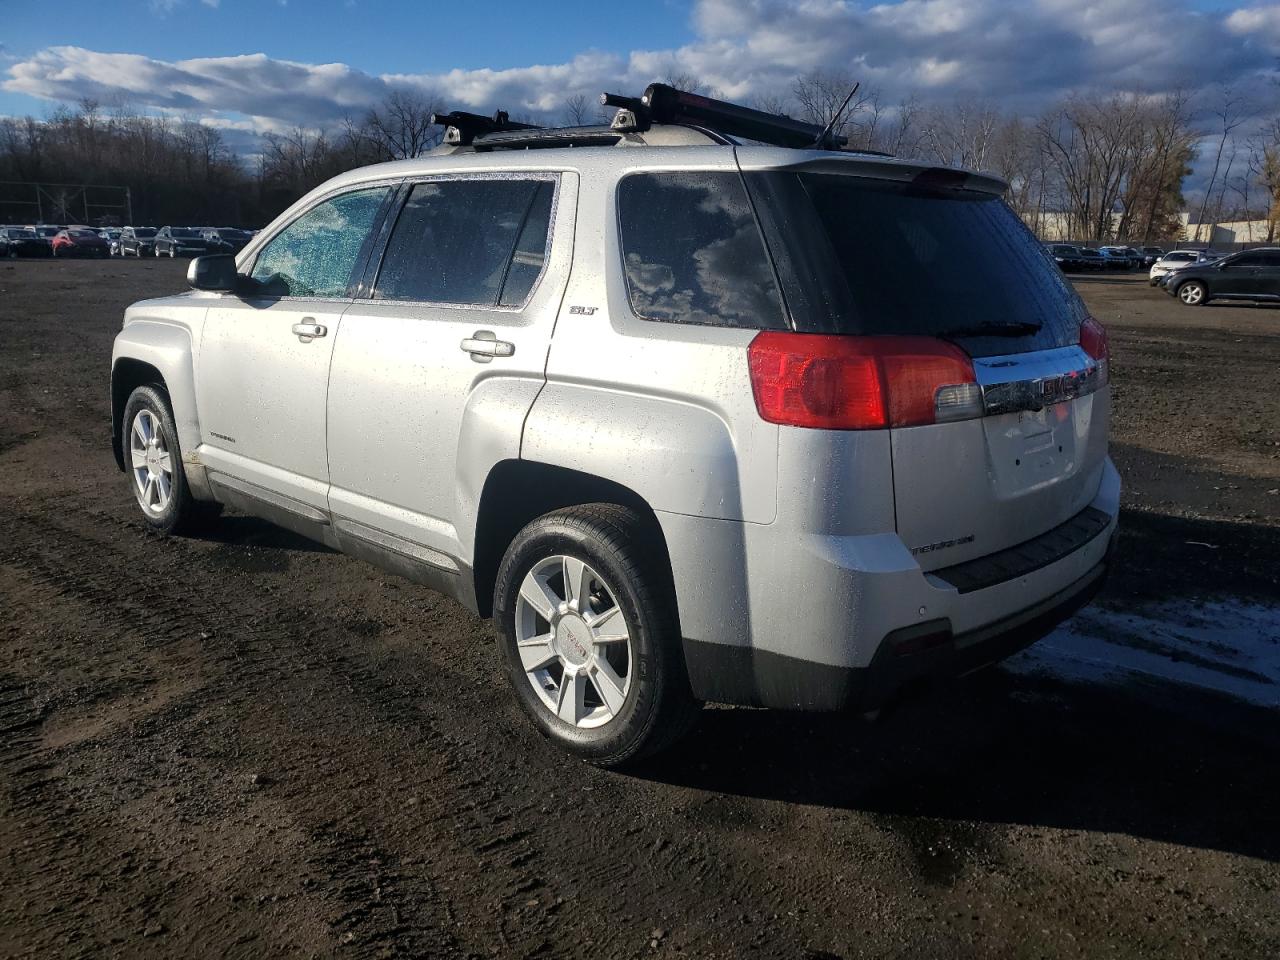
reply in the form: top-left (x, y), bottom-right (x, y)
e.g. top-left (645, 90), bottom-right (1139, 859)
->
top-left (1078, 316), bottom-right (1110, 388)
top-left (1079, 316), bottom-right (1108, 361)
top-left (747, 333), bottom-right (981, 430)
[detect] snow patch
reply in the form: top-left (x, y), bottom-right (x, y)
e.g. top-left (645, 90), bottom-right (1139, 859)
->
top-left (1006, 600), bottom-right (1280, 709)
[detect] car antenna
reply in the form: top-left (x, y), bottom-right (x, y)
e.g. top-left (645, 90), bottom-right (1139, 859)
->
top-left (812, 81), bottom-right (860, 150)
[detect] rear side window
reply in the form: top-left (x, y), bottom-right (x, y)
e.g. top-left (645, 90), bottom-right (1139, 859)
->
top-left (252, 186), bottom-right (389, 297)
top-left (617, 171), bottom-right (785, 329)
top-left (746, 172), bottom-right (1087, 355)
top-left (374, 178), bottom-right (554, 307)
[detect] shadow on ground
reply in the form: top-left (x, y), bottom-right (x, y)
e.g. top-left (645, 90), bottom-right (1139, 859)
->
top-left (633, 663), bottom-right (1280, 867)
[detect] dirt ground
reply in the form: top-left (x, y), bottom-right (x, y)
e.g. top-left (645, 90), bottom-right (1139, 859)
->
top-left (1, 259), bottom-right (1278, 959)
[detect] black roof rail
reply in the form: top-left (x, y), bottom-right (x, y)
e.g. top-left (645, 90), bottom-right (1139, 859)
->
top-left (472, 124), bottom-right (624, 151)
top-left (601, 82), bottom-right (847, 150)
top-left (430, 110), bottom-right (540, 146)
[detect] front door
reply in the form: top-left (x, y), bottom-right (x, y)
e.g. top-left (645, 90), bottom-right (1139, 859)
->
top-left (195, 184), bottom-right (392, 513)
top-left (326, 173), bottom-right (575, 564)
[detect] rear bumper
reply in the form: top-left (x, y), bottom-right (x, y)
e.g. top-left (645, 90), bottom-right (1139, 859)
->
top-left (664, 457), bottom-right (1120, 711)
top-left (683, 545), bottom-right (1110, 711)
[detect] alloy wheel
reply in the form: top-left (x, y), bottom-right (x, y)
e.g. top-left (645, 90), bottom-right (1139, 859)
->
top-left (129, 408), bottom-right (174, 515)
top-left (1179, 283), bottom-right (1204, 305)
top-left (514, 555), bottom-right (633, 729)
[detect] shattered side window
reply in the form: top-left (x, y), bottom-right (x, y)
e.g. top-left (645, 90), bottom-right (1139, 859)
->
top-left (617, 171), bottom-right (785, 329)
top-left (251, 186), bottom-right (388, 297)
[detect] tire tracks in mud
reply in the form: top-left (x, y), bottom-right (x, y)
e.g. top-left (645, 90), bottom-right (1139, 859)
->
top-left (0, 497), bottom-right (789, 958)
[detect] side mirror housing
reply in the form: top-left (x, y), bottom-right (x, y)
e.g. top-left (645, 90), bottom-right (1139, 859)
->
top-left (187, 254), bottom-right (240, 292)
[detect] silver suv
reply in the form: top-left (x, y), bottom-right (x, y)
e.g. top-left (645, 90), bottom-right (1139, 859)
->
top-left (110, 84), bottom-right (1119, 765)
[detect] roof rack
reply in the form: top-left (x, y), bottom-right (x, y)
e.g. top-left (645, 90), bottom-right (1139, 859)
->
top-left (601, 83), bottom-right (847, 150)
top-left (429, 110), bottom-right (540, 146)
top-left (428, 81), bottom-right (853, 152)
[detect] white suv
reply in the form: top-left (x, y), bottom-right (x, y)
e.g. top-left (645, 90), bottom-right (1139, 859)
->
top-left (110, 84), bottom-right (1119, 765)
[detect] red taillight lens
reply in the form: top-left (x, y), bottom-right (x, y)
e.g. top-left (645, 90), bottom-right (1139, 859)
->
top-left (1079, 316), bottom-right (1109, 362)
top-left (747, 333), bottom-right (979, 430)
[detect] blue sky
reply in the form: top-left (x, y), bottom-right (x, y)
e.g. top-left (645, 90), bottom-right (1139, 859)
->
top-left (2, 0), bottom-right (1278, 156)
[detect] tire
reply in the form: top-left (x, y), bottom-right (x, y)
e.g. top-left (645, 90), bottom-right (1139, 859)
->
top-left (169, 248), bottom-right (175, 259)
top-left (154, 246), bottom-right (161, 257)
top-left (121, 385), bottom-right (220, 535)
top-left (493, 504), bottom-right (699, 767)
top-left (1177, 280), bottom-right (1207, 306)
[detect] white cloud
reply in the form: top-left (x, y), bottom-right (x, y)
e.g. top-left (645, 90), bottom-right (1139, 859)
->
top-left (1226, 5), bottom-right (1280, 50)
top-left (3, 0), bottom-right (1276, 140)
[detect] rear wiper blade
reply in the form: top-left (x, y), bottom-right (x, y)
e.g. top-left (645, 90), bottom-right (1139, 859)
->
top-left (945, 322), bottom-right (1042, 338)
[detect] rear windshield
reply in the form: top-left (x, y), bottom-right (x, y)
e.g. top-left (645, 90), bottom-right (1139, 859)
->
top-left (745, 172), bottom-right (1086, 355)
top-left (134, 228), bottom-right (156, 238)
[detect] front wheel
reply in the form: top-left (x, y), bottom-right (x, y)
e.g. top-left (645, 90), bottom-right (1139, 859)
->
top-left (494, 504), bottom-right (699, 767)
top-left (122, 385), bottom-right (220, 535)
top-left (1177, 280), bottom-right (1207, 306)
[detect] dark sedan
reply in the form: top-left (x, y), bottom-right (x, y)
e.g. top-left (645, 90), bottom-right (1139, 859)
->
top-left (1076, 247), bottom-right (1106, 271)
top-left (1046, 243), bottom-right (1089, 272)
top-left (1162, 248), bottom-right (1280, 306)
top-left (51, 228), bottom-right (110, 258)
top-left (4, 227), bottom-right (52, 257)
top-left (154, 226), bottom-right (215, 258)
top-left (201, 227), bottom-right (252, 254)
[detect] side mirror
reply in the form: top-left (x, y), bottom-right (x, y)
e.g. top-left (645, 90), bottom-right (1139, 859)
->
top-left (187, 254), bottom-right (240, 292)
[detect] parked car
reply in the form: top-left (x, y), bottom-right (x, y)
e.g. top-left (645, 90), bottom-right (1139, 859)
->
top-left (1097, 246), bottom-right (1135, 270)
top-left (51, 227), bottom-right (110, 258)
top-left (1137, 246), bottom-right (1165, 267)
top-left (201, 227), bottom-right (253, 254)
top-left (110, 83), bottom-right (1118, 764)
top-left (1076, 246), bottom-right (1106, 270)
top-left (1162, 247), bottom-right (1280, 306)
top-left (1046, 243), bottom-right (1088, 272)
top-left (153, 226), bottom-right (215, 258)
top-left (1148, 249), bottom-right (1200, 285)
top-left (3, 226), bottom-right (52, 257)
top-left (98, 228), bottom-right (123, 255)
top-left (31, 225), bottom-right (65, 242)
top-left (119, 227), bottom-right (158, 256)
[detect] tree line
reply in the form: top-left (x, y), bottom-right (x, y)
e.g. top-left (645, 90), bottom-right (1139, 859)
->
top-left (1, 76), bottom-right (1276, 242)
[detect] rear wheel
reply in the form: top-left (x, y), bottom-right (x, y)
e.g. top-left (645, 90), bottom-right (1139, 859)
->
top-left (1177, 280), bottom-right (1207, 306)
top-left (494, 504), bottom-right (699, 766)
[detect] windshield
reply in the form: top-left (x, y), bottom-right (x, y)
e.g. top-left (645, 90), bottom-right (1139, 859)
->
top-left (171, 228), bottom-right (200, 238)
top-left (70, 230), bottom-right (97, 238)
top-left (133, 228), bottom-right (157, 238)
top-left (36, 227), bottom-right (58, 236)
top-left (745, 171), bottom-right (1086, 355)
top-left (7, 229), bottom-right (36, 239)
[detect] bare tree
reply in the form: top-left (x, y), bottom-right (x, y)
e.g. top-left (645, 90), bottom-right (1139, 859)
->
top-left (562, 93), bottom-right (590, 126)
top-left (1192, 86), bottom-right (1247, 241)
top-left (363, 88), bottom-right (444, 160)
top-left (792, 69), bottom-right (870, 142)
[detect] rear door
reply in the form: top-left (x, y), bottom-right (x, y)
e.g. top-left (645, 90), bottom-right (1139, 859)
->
top-left (744, 167), bottom-right (1109, 570)
top-left (1216, 252), bottom-right (1265, 296)
top-left (325, 172), bottom-right (575, 565)
top-left (1258, 251), bottom-right (1280, 297)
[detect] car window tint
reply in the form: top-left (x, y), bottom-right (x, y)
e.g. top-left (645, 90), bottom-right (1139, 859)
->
top-left (1231, 253), bottom-right (1264, 267)
top-left (252, 186), bottom-right (389, 298)
top-left (1262, 251), bottom-right (1280, 267)
top-left (374, 178), bottom-right (553, 306)
top-left (746, 171), bottom-right (1086, 355)
top-left (617, 171), bottom-right (785, 329)
top-left (498, 181), bottom-right (555, 307)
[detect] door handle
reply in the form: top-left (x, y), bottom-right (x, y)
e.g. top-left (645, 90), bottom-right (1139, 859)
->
top-left (292, 320), bottom-right (327, 341)
top-left (460, 330), bottom-right (515, 363)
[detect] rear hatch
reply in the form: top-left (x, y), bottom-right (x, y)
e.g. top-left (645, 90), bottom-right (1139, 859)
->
top-left (742, 163), bottom-right (1109, 571)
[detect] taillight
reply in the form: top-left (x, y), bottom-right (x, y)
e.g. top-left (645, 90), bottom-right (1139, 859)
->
top-left (1079, 316), bottom-right (1108, 362)
top-left (1079, 316), bottom-right (1110, 387)
top-left (747, 333), bottom-right (981, 430)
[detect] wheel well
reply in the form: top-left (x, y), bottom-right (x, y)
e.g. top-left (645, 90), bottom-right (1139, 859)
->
top-left (111, 358), bottom-right (166, 470)
top-left (471, 460), bottom-right (672, 619)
